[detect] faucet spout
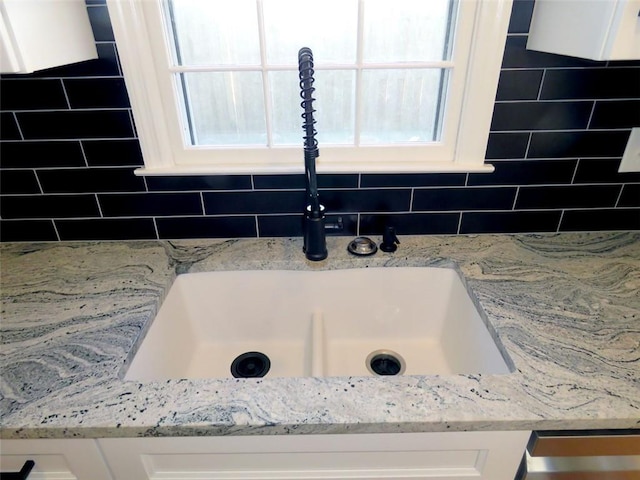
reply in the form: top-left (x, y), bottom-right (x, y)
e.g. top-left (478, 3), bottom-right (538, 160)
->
top-left (298, 47), bottom-right (327, 261)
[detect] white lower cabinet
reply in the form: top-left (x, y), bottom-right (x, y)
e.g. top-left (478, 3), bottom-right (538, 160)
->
top-left (0, 438), bottom-right (112, 480)
top-left (98, 431), bottom-right (531, 480)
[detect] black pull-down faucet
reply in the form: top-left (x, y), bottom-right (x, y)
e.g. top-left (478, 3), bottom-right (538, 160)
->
top-left (298, 47), bottom-right (327, 261)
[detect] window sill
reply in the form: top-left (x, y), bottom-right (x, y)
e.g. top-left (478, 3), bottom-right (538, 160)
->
top-left (133, 161), bottom-right (495, 176)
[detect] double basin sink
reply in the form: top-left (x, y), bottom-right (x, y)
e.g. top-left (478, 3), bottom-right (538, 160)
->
top-left (125, 267), bottom-right (511, 380)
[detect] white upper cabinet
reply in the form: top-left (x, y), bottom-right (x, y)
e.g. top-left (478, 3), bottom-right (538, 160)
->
top-left (0, 0), bottom-right (97, 74)
top-left (527, 0), bottom-right (640, 61)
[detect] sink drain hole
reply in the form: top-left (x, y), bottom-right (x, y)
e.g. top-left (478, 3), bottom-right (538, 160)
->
top-left (366, 350), bottom-right (406, 376)
top-left (231, 352), bottom-right (271, 378)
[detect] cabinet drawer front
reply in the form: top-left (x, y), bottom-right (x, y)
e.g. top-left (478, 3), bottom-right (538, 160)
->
top-left (0, 439), bottom-right (112, 480)
top-left (99, 431), bottom-right (530, 480)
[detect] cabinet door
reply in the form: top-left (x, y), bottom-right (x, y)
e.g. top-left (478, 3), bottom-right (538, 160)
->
top-left (0, 0), bottom-right (97, 73)
top-left (527, 0), bottom-right (640, 61)
top-left (99, 431), bottom-right (530, 480)
top-left (0, 439), bottom-right (112, 480)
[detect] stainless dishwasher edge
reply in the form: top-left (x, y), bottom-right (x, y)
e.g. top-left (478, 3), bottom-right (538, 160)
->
top-left (516, 430), bottom-right (640, 480)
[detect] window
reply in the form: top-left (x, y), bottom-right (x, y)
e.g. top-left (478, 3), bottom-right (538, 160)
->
top-left (107, 0), bottom-right (513, 174)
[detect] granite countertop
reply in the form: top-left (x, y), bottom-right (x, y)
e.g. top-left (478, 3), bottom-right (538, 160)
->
top-left (1, 233), bottom-right (639, 439)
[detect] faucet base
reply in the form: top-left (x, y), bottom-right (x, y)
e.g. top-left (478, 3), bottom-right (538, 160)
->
top-left (303, 214), bottom-right (328, 261)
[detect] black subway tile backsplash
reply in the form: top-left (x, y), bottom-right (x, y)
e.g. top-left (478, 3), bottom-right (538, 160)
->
top-left (86, 5), bottom-right (115, 41)
top-left (0, 170), bottom-right (41, 194)
top-left (146, 174), bottom-right (252, 191)
top-left (319, 189), bottom-right (411, 213)
top-left (485, 132), bottom-right (529, 159)
top-left (491, 101), bottom-right (593, 131)
top-left (618, 184), bottom-right (640, 208)
top-left (98, 192), bottom-right (203, 217)
top-left (258, 213), bottom-right (356, 238)
top-left (360, 213), bottom-right (460, 235)
top-left (257, 213), bottom-right (355, 238)
top-left (360, 173), bottom-right (466, 188)
top-left (0, 220), bottom-right (58, 242)
top-left (413, 187), bottom-right (517, 211)
top-left (37, 167), bottom-right (145, 193)
top-left (560, 209), bottom-right (640, 232)
top-left (82, 139), bottom-right (143, 167)
top-left (528, 131), bottom-right (631, 158)
top-left (495, 70), bottom-right (543, 101)
top-left (469, 159), bottom-right (577, 186)
top-left (515, 185), bottom-right (622, 210)
top-left (460, 211), bottom-right (562, 234)
top-left (1, 113), bottom-right (21, 140)
top-left (0, 141), bottom-right (86, 168)
top-left (0, 79), bottom-right (68, 110)
top-left (0, 194), bottom-right (100, 219)
top-left (156, 216), bottom-right (257, 239)
top-left (540, 68), bottom-right (640, 100)
top-left (1, 1), bottom-right (638, 241)
top-left (252, 174), bottom-right (358, 189)
top-left (56, 218), bottom-right (157, 240)
top-left (257, 215), bottom-right (304, 237)
top-left (507, 0), bottom-right (535, 34)
top-left (204, 191), bottom-right (305, 215)
top-left (589, 100), bottom-right (640, 129)
top-left (573, 158), bottom-right (640, 184)
top-left (64, 78), bottom-right (130, 109)
top-left (17, 111), bottom-right (134, 140)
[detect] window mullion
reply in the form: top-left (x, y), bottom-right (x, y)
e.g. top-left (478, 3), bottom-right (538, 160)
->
top-left (256, 0), bottom-right (273, 148)
top-left (354, 0), bottom-right (365, 147)
top-left (167, 62), bottom-right (454, 74)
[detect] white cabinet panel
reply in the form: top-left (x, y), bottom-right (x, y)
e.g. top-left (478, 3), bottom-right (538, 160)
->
top-left (99, 431), bottom-right (530, 480)
top-left (0, 439), bottom-right (112, 480)
top-left (527, 0), bottom-right (640, 61)
top-left (0, 0), bottom-right (97, 73)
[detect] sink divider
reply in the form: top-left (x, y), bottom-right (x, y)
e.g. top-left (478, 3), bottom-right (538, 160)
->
top-left (310, 310), bottom-right (326, 377)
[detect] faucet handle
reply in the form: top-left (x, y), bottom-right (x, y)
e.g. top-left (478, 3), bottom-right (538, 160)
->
top-left (380, 226), bottom-right (400, 252)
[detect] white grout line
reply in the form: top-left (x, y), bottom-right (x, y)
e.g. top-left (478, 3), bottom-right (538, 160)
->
top-left (586, 100), bottom-right (597, 130)
top-left (95, 194), bottom-right (104, 217)
top-left (11, 112), bottom-right (25, 140)
top-left (614, 185), bottom-right (625, 208)
top-left (512, 186), bottom-right (520, 210)
top-left (78, 141), bottom-right (90, 167)
top-left (570, 160), bottom-right (579, 184)
top-left (1, 182), bottom-right (638, 198)
top-left (523, 132), bottom-right (533, 158)
top-left (33, 169), bottom-right (44, 195)
top-left (51, 219), bottom-right (62, 241)
top-left (152, 217), bottom-right (160, 239)
top-left (60, 79), bottom-right (72, 109)
top-left (557, 210), bottom-right (565, 233)
top-left (536, 69), bottom-right (546, 101)
top-left (199, 192), bottom-right (206, 215)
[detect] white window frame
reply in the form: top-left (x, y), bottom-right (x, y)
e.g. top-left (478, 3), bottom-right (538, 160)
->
top-left (106, 0), bottom-right (513, 175)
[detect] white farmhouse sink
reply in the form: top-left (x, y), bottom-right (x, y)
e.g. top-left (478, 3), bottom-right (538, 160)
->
top-left (125, 268), bottom-right (511, 380)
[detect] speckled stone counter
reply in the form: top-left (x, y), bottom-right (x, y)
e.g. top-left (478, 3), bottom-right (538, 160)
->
top-left (1, 233), bottom-right (639, 439)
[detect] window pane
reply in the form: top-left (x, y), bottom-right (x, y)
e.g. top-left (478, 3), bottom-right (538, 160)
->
top-left (363, 0), bottom-right (454, 63)
top-left (167, 0), bottom-right (260, 66)
top-left (181, 72), bottom-right (266, 145)
top-left (270, 70), bottom-right (356, 145)
top-left (263, 0), bottom-right (358, 65)
top-left (360, 69), bottom-right (447, 144)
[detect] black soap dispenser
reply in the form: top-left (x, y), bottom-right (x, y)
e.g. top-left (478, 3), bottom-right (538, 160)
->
top-left (380, 226), bottom-right (400, 252)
